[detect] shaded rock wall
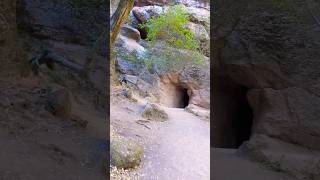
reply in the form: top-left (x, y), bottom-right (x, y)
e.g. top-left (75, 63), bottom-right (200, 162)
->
top-left (213, 0), bottom-right (320, 178)
top-left (0, 0), bottom-right (17, 75)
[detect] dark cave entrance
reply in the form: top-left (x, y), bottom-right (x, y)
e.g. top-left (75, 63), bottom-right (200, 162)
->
top-left (176, 86), bottom-right (189, 108)
top-left (212, 77), bottom-right (254, 148)
top-left (137, 27), bottom-right (147, 39)
top-left (162, 83), bottom-right (190, 108)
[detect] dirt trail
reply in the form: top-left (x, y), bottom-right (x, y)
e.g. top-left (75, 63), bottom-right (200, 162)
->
top-left (133, 105), bottom-right (210, 180)
top-left (212, 148), bottom-right (297, 180)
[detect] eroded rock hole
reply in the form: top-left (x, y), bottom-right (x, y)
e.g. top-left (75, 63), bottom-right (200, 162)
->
top-left (212, 78), bottom-right (253, 148)
top-left (177, 87), bottom-right (189, 108)
top-left (162, 83), bottom-right (190, 108)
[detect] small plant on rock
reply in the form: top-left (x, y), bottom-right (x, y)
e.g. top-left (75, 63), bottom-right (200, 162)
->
top-left (138, 4), bottom-right (205, 72)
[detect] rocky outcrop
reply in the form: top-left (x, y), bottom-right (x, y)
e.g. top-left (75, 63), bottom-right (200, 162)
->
top-left (213, 0), bottom-right (320, 178)
top-left (129, 5), bottom-right (210, 42)
top-left (113, 2), bottom-right (210, 126)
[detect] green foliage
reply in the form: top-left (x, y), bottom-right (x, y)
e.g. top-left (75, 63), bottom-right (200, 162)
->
top-left (125, 4), bottom-right (205, 72)
top-left (141, 4), bottom-right (200, 51)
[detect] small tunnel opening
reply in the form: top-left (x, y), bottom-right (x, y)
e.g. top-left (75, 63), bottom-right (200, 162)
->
top-left (161, 83), bottom-right (190, 108)
top-left (177, 86), bottom-right (189, 108)
top-left (212, 77), bottom-right (253, 148)
top-left (233, 86), bottom-right (253, 147)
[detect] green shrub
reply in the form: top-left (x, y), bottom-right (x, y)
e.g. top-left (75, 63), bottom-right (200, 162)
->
top-left (132, 5), bottom-right (205, 72)
top-left (141, 4), bottom-right (200, 50)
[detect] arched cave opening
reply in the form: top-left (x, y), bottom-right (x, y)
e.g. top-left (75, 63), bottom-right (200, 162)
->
top-left (212, 77), bottom-right (253, 148)
top-left (162, 83), bottom-right (190, 108)
top-left (176, 86), bottom-right (189, 108)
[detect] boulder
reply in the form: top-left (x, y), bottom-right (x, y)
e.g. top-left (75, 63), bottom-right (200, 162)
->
top-left (114, 34), bottom-right (146, 56)
top-left (142, 103), bottom-right (169, 121)
top-left (115, 57), bottom-right (144, 75)
top-left (120, 25), bottom-right (141, 42)
top-left (110, 135), bottom-right (143, 169)
top-left (132, 6), bottom-right (163, 24)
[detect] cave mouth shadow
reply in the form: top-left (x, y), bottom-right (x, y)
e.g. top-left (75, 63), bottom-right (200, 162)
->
top-left (176, 86), bottom-right (189, 108)
top-left (233, 86), bottom-right (253, 148)
top-left (162, 83), bottom-right (190, 108)
top-left (212, 80), bottom-right (254, 149)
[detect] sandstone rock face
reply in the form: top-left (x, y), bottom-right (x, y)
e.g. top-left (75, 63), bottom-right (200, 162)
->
top-left (213, 0), bottom-right (320, 178)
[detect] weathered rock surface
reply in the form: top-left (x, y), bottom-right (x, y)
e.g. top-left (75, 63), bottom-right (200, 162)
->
top-left (187, 22), bottom-right (210, 56)
top-left (186, 6), bottom-right (210, 30)
top-left (115, 57), bottom-right (144, 75)
top-left (120, 25), bottom-right (141, 42)
top-left (18, 0), bottom-right (106, 46)
top-left (110, 134), bottom-right (143, 169)
top-left (213, 0), bottom-right (320, 178)
top-left (239, 135), bottom-right (320, 180)
top-left (114, 34), bottom-right (146, 56)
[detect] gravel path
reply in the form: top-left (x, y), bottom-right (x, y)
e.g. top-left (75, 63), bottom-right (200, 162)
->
top-left (135, 107), bottom-right (210, 180)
